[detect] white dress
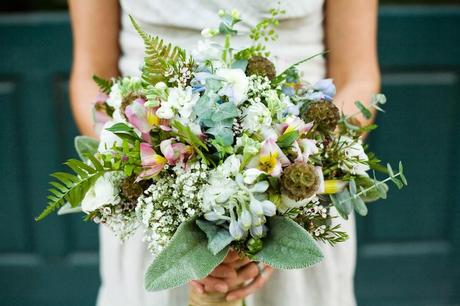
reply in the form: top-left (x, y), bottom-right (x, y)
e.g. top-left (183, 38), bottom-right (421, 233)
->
top-left (97, 1), bottom-right (357, 305)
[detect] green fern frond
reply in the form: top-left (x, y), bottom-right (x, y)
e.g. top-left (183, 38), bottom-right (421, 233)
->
top-left (35, 158), bottom-right (109, 221)
top-left (92, 75), bottom-right (113, 93)
top-left (129, 15), bottom-right (187, 86)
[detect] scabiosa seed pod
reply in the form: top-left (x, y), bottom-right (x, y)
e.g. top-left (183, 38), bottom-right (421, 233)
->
top-left (245, 56), bottom-right (276, 81)
top-left (302, 100), bottom-right (340, 133)
top-left (280, 162), bottom-right (320, 200)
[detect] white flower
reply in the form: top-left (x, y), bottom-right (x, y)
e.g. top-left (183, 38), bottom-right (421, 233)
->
top-left (279, 194), bottom-right (318, 213)
top-left (98, 121), bottom-right (122, 153)
top-left (339, 136), bottom-right (370, 176)
top-left (243, 168), bottom-right (265, 184)
top-left (157, 87), bottom-right (199, 120)
top-left (200, 28), bottom-right (218, 38)
top-left (81, 172), bottom-right (122, 213)
top-left (216, 68), bottom-right (249, 105)
top-left (192, 39), bottom-right (221, 62)
top-left (242, 102), bottom-right (272, 133)
top-left (215, 155), bottom-right (241, 179)
top-left (106, 83), bottom-right (122, 109)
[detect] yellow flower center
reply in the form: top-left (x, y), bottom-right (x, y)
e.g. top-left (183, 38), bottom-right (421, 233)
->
top-left (258, 152), bottom-right (279, 174)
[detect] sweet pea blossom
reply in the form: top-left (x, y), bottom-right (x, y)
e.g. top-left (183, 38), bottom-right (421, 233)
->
top-left (305, 79), bottom-right (336, 101)
top-left (216, 68), bottom-right (249, 105)
top-left (136, 143), bottom-right (167, 181)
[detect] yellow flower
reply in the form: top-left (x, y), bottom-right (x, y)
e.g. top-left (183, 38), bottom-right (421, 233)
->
top-left (323, 180), bottom-right (347, 194)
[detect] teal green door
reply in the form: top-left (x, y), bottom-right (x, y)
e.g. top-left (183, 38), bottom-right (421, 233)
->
top-left (0, 6), bottom-right (459, 306)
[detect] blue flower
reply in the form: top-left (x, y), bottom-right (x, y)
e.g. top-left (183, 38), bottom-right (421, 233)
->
top-left (313, 79), bottom-right (336, 101)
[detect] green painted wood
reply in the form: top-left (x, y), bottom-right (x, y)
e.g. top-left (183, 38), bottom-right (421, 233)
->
top-left (0, 6), bottom-right (459, 306)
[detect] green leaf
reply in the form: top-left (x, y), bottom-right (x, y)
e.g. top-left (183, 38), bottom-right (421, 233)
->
top-left (356, 176), bottom-right (388, 202)
top-left (231, 59), bottom-right (248, 71)
top-left (106, 122), bottom-right (140, 143)
top-left (144, 219), bottom-right (229, 291)
top-left (130, 15), bottom-right (187, 86)
top-left (36, 159), bottom-right (110, 221)
top-left (399, 161), bottom-right (408, 186)
top-left (212, 102), bottom-right (238, 122)
top-left (196, 219), bottom-right (233, 255)
top-left (276, 130), bottom-right (299, 148)
top-left (352, 196), bottom-right (368, 216)
top-left (74, 136), bottom-right (99, 162)
top-left (354, 101), bottom-right (372, 119)
top-left (252, 216), bottom-right (323, 269)
top-left (92, 75), bottom-right (113, 93)
top-left (330, 189), bottom-right (353, 219)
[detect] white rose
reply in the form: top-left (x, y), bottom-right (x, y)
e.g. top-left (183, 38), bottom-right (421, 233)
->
top-left (216, 68), bottom-right (249, 105)
top-left (81, 172), bottom-right (122, 213)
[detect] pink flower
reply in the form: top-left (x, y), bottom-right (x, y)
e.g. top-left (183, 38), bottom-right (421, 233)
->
top-left (136, 143), bottom-right (167, 181)
top-left (278, 116), bottom-right (313, 135)
top-left (160, 138), bottom-right (193, 166)
top-left (292, 139), bottom-right (319, 162)
top-left (125, 98), bottom-right (160, 134)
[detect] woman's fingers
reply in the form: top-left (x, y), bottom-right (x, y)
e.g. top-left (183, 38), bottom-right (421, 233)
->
top-left (226, 266), bottom-right (275, 301)
top-left (225, 262), bottom-right (259, 288)
top-left (209, 263), bottom-right (238, 279)
top-left (199, 276), bottom-right (229, 293)
top-left (223, 249), bottom-right (240, 263)
top-left (189, 280), bottom-right (204, 294)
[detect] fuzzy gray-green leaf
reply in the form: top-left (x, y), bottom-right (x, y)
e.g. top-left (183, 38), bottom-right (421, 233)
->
top-left (144, 219), bottom-right (229, 291)
top-left (252, 216), bottom-right (323, 269)
top-left (196, 219), bottom-right (233, 255)
top-left (75, 136), bottom-right (99, 162)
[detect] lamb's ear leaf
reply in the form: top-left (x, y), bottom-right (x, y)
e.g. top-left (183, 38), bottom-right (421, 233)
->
top-left (252, 216), bottom-right (323, 269)
top-left (196, 219), bottom-right (234, 255)
top-left (144, 218), bottom-right (229, 291)
top-left (74, 136), bottom-right (99, 162)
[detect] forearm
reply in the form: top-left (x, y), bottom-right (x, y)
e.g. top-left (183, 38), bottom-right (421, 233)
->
top-left (68, 0), bottom-right (120, 137)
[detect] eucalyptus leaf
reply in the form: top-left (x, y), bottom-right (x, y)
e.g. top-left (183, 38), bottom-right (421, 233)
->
top-left (145, 219), bottom-right (229, 291)
top-left (196, 219), bottom-right (233, 255)
top-left (252, 216), bottom-right (323, 269)
top-left (352, 196), bottom-right (368, 216)
top-left (231, 59), bottom-right (248, 71)
top-left (74, 136), bottom-right (99, 162)
top-left (399, 161), bottom-right (408, 186)
top-left (212, 102), bottom-right (238, 121)
top-left (330, 189), bottom-right (353, 219)
top-left (356, 176), bottom-right (388, 202)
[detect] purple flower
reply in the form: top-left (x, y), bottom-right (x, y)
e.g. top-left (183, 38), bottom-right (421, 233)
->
top-left (313, 79), bottom-right (336, 101)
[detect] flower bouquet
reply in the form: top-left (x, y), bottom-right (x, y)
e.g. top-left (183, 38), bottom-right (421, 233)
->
top-left (37, 8), bottom-right (407, 306)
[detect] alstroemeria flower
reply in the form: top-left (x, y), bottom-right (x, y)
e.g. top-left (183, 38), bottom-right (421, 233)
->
top-left (136, 143), bottom-right (167, 181)
top-left (125, 98), bottom-right (160, 134)
top-left (159, 138), bottom-right (193, 166)
top-left (278, 116), bottom-right (313, 135)
top-left (249, 138), bottom-right (290, 177)
top-left (292, 138), bottom-right (319, 162)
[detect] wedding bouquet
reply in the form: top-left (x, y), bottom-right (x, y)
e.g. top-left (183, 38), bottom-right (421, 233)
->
top-left (37, 8), bottom-right (407, 306)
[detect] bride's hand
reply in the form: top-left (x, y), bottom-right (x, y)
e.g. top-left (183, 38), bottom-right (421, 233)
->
top-left (189, 250), bottom-right (274, 300)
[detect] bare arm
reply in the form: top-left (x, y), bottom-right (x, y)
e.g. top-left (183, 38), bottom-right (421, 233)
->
top-left (326, 0), bottom-right (380, 126)
top-left (69, 0), bottom-right (120, 137)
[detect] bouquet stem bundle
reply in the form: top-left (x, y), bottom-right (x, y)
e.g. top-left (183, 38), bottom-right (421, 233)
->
top-left (189, 287), bottom-right (243, 306)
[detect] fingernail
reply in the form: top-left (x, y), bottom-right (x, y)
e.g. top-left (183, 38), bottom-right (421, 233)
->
top-left (215, 284), bottom-right (228, 293)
